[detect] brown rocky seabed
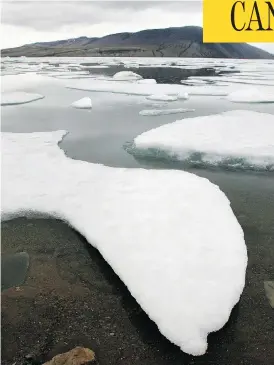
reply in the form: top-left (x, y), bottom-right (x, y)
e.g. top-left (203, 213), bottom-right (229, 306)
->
top-left (1, 213), bottom-right (274, 365)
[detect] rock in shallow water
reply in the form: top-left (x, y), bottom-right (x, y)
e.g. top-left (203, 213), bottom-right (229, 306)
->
top-left (43, 347), bottom-right (96, 365)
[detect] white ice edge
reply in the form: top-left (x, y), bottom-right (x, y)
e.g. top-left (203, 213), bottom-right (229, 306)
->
top-left (1, 91), bottom-right (45, 106)
top-left (1, 130), bottom-right (247, 356)
top-left (226, 88), bottom-right (274, 103)
top-left (133, 110), bottom-right (274, 170)
top-left (139, 108), bottom-right (195, 116)
top-left (66, 80), bottom-right (230, 96)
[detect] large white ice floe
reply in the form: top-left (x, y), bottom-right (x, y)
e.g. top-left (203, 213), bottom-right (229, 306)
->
top-left (1, 130), bottom-right (247, 356)
top-left (71, 97), bottom-right (92, 109)
top-left (139, 108), bottom-right (195, 116)
top-left (131, 110), bottom-right (274, 171)
top-left (66, 80), bottom-right (230, 96)
top-left (2, 73), bottom-right (59, 93)
top-left (226, 88), bottom-right (274, 103)
top-left (1, 91), bottom-right (44, 106)
top-left (113, 71), bottom-right (143, 81)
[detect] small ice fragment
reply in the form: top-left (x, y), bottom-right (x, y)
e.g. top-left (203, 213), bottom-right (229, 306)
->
top-left (124, 63), bottom-right (140, 69)
top-left (113, 71), bottom-right (142, 81)
top-left (71, 97), bottom-right (92, 109)
top-left (137, 79), bottom-right (157, 84)
top-left (177, 92), bottom-right (189, 100)
top-left (146, 94), bottom-right (178, 101)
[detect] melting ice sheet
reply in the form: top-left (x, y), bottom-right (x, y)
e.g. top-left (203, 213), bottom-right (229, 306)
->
top-left (132, 110), bottom-right (274, 171)
top-left (1, 130), bottom-right (247, 356)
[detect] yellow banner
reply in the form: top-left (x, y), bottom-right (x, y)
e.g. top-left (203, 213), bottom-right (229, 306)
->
top-left (203, 0), bottom-right (274, 42)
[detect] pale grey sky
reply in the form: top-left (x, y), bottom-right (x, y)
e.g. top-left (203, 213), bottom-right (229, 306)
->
top-left (1, 1), bottom-right (273, 53)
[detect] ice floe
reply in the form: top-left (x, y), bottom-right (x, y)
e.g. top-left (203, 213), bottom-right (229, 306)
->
top-left (1, 92), bottom-right (45, 106)
top-left (131, 110), bottom-right (274, 171)
top-left (2, 73), bottom-right (59, 93)
top-left (44, 71), bottom-right (89, 78)
top-left (66, 80), bottom-right (230, 96)
top-left (226, 88), bottom-right (274, 103)
top-left (124, 62), bottom-right (140, 69)
top-left (141, 102), bottom-right (169, 107)
top-left (182, 78), bottom-right (208, 85)
top-left (146, 94), bottom-right (178, 102)
top-left (1, 130), bottom-right (247, 356)
top-left (137, 79), bottom-right (157, 84)
top-left (182, 79), bottom-right (229, 87)
top-left (189, 76), bottom-right (274, 87)
top-left (71, 97), bottom-right (92, 109)
top-left (80, 65), bottom-right (109, 69)
top-left (177, 92), bottom-right (189, 100)
top-left (139, 108), bottom-right (195, 116)
top-left (113, 71), bottom-right (143, 81)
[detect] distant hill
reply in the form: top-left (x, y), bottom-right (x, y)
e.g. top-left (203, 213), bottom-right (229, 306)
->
top-left (2, 26), bottom-right (273, 59)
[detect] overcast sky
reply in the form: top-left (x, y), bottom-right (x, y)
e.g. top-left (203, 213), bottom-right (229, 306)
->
top-left (1, 1), bottom-right (274, 53)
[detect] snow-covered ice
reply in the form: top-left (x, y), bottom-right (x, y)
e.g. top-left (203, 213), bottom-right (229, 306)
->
top-left (71, 97), bottom-right (92, 109)
top-left (189, 76), bottom-right (274, 87)
top-left (113, 71), bottom-right (143, 81)
top-left (132, 110), bottom-right (274, 171)
top-left (1, 73), bottom-right (59, 93)
top-left (124, 63), bottom-right (140, 69)
top-left (182, 79), bottom-right (230, 87)
top-left (181, 79), bottom-right (208, 85)
top-left (137, 79), bottom-right (157, 84)
top-left (226, 88), bottom-right (274, 103)
top-left (45, 71), bottom-right (89, 79)
top-left (1, 92), bottom-right (45, 106)
top-left (1, 130), bottom-right (247, 356)
top-left (139, 108), bottom-right (195, 116)
top-left (140, 102), bottom-right (169, 108)
top-left (146, 94), bottom-right (178, 102)
top-left (80, 65), bottom-right (109, 69)
top-left (177, 92), bottom-right (189, 100)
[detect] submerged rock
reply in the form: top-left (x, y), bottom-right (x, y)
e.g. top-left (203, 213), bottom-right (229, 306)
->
top-left (43, 347), bottom-right (96, 365)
